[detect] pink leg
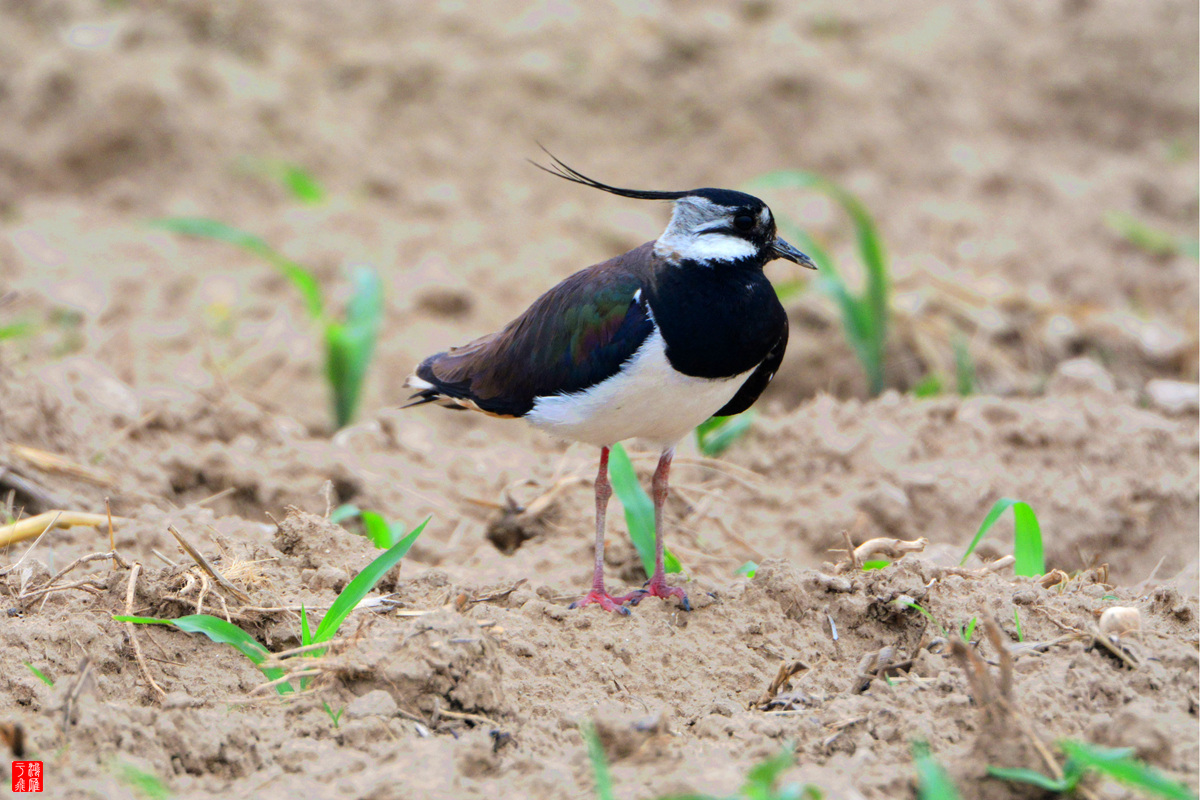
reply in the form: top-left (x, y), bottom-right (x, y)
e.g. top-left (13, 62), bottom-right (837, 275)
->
top-left (570, 446), bottom-right (630, 615)
top-left (624, 447), bottom-right (690, 611)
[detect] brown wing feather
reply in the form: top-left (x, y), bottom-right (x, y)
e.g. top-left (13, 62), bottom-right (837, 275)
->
top-left (405, 243), bottom-right (658, 418)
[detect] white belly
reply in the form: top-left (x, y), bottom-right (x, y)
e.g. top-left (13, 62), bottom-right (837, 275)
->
top-left (524, 329), bottom-right (755, 448)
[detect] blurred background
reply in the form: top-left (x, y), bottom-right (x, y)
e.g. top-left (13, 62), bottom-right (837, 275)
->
top-left (0, 4), bottom-right (1196, 796)
top-left (0, 0), bottom-right (1195, 433)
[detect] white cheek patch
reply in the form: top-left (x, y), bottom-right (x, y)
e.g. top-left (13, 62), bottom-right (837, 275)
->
top-left (661, 233), bottom-right (758, 264)
top-left (759, 207), bottom-right (772, 225)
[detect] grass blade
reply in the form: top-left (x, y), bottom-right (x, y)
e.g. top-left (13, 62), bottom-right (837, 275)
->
top-left (985, 765), bottom-right (1072, 791)
top-left (952, 334), bottom-right (975, 396)
top-left (695, 412), bottom-right (756, 457)
top-left (1060, 740), bottom-right (1197, 800)
top-left (960, 498), bottom-right (1044, 576)
top-left (330, 503), bottom-right (361, 524)
top-left (116, 613), bottom-right (292, 694)
top-left (748, 171), bottom-right (889, 395)
top-left (581, 723), bottom-right (615, 800)
top-left (912, 373), bottom-right (944, 398)
top-left (743, 744), bottom-right (795, 795)
top-left (359, 510), bottom-right (395, 548)
top-left (113, 760), bottom-right (172, 800)
top-left (325, 265), bottom-right (384, 428)
top-left (300, 603), bottom-right (312, 647)
top-left (277, 163), bottom-right (325, 204)
top-left (912, 741), bottom-right (962, 800)
top-left (312, 517), bottom-right (428, 644)
top-left (735, 561), bottom-right (758, 578)
top-left (608, 444), bottom-right (681, 577)
top-left (1105, 211), bottom-right (1196, 259)
top-left (23, 661), bottom-right (53, 686)
top-left (0, 321), bottom-right (33, 341)
top-left (151, 217), bottom-right (324, 319)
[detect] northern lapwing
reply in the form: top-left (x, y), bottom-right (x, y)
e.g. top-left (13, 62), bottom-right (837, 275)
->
top-left (405, 155), bottom-right (816, 614)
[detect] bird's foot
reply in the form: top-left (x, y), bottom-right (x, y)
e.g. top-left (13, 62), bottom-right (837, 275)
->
top-left (569, 590), bottom-right (632, 615)
top-left (623, 577), bottom-right (691, 611)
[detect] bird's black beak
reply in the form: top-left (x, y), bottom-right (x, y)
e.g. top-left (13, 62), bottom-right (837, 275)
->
top-left (770, 237), bottom-right (817, 269)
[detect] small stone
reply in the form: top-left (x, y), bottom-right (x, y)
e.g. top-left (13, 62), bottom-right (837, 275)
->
top-left (1145, 380), bottom-right (1199, 416)
top-left (1134, 320), bottom-right (1188, 366)
top-left (162, 691), bottom-right (200, 710)
top-left (1012, 589), bottom-right (1038, 605)
top-left (707, 699), bottom-right (740, 717)
top-left (345, 689), bottom-right (397, 720)
top-left (1098, 607), bottom-right (1141, 638)
top-left (1047, 357), bottom-right (1116, 395)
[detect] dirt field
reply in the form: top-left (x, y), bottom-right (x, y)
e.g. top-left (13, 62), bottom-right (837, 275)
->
top-left (0, 2), bottom-right (1197, 798)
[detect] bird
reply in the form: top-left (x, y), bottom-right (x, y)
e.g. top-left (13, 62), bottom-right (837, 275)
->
top-left (404, 154), bottom-right (816, 614)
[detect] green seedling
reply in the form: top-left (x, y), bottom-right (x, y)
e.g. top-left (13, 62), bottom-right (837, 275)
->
top-left (912, 373), bottom-right (943, 398)
top-left (235, 156), bottom-right (325, 204)
top-left (736, 561), bottom-right (758, 579)
top-left (862, 559), bottom-right (890, 571)
top-left (0, 320), bottom-right (32, 341)
top-left (330, 504), bottom-right (412, 548)
top-left (113, 760), bottom-right (172, 800)
top-left (23, 661), bottom-right (53, 686)
top-left (913, 741), bottom-right (962, 800)
top-left (748, 171), bottom-right (890, 396)
top-left (952, 333), bottom-right (975, 396)
top-left (655, 743), bottom-right (824, 799)
top-left (330, 503), bottom-right (360, 524)
top-left (608, 444), bottom-right (682, 578)
top-left (116, 518), bottom-right (427, 694)
top-left (900, 599), bottom-right (947, 637)
top-left (1105, 211), bottom-right (1200, 260)
top-left (323, 701), bottom-right (344, 729)
top-left (695, 411), bottom-right (757, 457)
top-left (1013, 609), bottom-right (1025, 642)
top-left (581, 723), bottom-right (616, 800)
top-left (151, 217), bottom-right (383, 429)
top-left (245, 158), bottom-right (326, 204)
top-left (960, 498), bottom-right (1045, 577)
top-left (960, 617), bottom-right (978, 643)
top-left (583, 731), bottom-right (823, 800)
top-left (912, 335), bottom-right (974, 398)
top-left (988, 740), bottom-right (1197, 799)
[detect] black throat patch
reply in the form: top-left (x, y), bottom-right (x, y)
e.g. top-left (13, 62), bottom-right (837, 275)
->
top-left (646, 257), bottom-right (787, 379)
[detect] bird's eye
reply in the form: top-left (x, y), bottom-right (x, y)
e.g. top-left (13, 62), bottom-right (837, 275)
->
top-left (733, 213), bottom-right (755, 231)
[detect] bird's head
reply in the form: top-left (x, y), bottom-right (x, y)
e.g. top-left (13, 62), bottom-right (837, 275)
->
top-left (534, 152), bottom-right (817, 270)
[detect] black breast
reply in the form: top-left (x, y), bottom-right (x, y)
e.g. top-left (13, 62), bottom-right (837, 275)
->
top-left (647, 259), bottom-right (787, 379)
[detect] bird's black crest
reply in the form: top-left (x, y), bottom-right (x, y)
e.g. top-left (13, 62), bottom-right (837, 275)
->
top-left (532, 149), bottom-right (766, 212)
top-left (531, 147), bottom-right (690, 201)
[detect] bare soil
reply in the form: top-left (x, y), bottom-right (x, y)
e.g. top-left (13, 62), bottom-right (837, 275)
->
top-left (0, 2), bottom-right (1196, 798)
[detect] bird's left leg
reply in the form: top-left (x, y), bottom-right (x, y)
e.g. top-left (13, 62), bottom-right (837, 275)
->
top-left (623, 447), bottom-right (691, 610)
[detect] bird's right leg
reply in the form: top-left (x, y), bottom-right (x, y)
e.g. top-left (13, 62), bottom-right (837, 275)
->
top-left (569, 446), bottom-right (630, 615)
